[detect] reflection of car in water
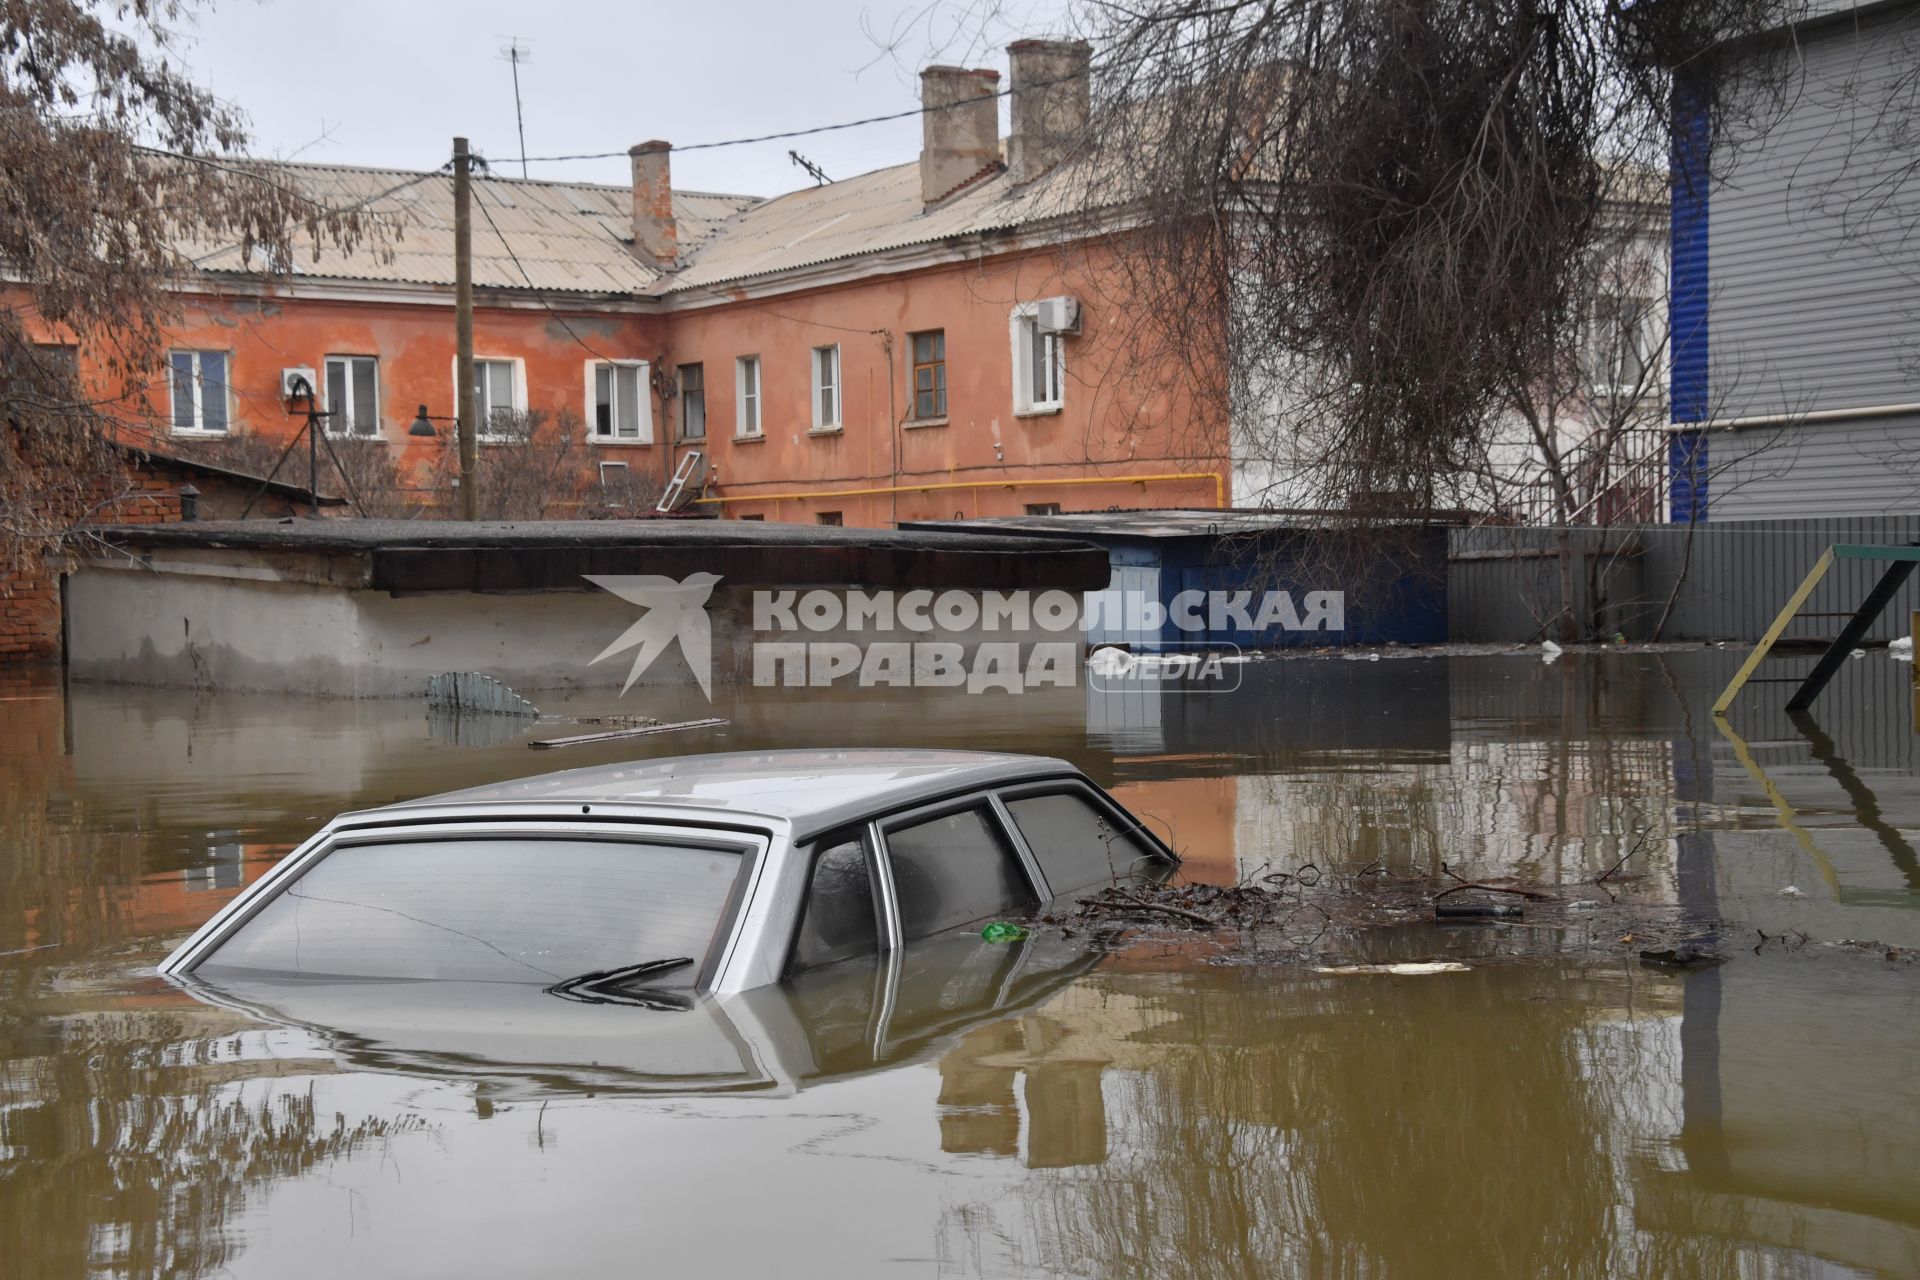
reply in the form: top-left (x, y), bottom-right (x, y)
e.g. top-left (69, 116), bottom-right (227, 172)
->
top-left (177, 929), bottom-right (1107, 1097)
top-left (161, 750), bottom-right (1174, 1095)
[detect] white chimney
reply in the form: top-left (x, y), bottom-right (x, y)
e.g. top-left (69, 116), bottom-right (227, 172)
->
top-left (1008, 39), bottom-right (1091, 185)
top-left (920, 66), bottom-right (1001, 206)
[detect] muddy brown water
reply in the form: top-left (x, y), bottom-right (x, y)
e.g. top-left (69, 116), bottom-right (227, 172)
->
top-left (2, 651), bottom-right (1917, 1278)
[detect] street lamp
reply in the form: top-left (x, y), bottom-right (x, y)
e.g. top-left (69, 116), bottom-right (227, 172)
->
top-left (409, 404), bottom-right (453, 437)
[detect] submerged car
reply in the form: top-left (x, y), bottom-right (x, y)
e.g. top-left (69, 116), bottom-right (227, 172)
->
top-left (159, 749), bottom-right (1177, 1001)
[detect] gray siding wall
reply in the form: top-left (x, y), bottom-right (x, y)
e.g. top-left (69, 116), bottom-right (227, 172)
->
top-left (1710, 411), bottom-right (1920, 519)
top-left (1451, 517), bottom-right (1920, 642)
top-left (1710, 10), bottom-right (1920, 421)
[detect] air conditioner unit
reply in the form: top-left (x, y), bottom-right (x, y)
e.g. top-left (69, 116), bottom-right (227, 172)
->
top-left (280, 366), bottom-right (318, 398)
top-left (1035, 296), bottom-right (1081, 336)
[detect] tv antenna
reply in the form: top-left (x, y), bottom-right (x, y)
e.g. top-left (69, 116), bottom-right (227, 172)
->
top-left (498, 37), bottom-right (533, 177)
top-left (788, 150), bottom-right (832, 185)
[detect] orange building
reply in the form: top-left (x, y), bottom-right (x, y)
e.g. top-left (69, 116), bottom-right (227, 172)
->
top-left (19, 39), bottom-right (1227, 530)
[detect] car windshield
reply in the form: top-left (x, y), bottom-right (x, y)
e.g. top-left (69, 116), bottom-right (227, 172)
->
top-left (195, 837), bottom-right (745, 986)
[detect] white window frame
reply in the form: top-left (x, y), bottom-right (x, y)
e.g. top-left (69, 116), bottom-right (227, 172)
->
top-left (735, 355), bottom-right (762, 438)
top-left (1010, 304), bottom-right (1065, 415)
top-left (167, 349), bottom-right (232, 436)
top-left (811, 344), bottom-right (841, 432)
top-left (450, 356), bottom-right (530, 441)
top-left (582, 359), bottom-right (654, 445)
top-left (322, 354), bottom-right (381, 438)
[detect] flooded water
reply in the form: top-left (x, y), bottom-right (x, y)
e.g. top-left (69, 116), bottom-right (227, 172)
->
top-left (3, 651), bottom-right (1918, 1278)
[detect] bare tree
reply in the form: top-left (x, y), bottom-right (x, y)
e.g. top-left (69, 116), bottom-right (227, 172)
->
top-left (417, 407), bottom-right (628, 521)
top-left (1, 0), bottom-right (386, 566)
top-left (1053, 0), bottom-right (1796, 519)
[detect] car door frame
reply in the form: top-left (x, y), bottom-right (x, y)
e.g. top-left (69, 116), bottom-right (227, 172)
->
top-left (989, 778), bottom-right (1180, 891)
top-left (867, 789), bottom-right (1049, 952)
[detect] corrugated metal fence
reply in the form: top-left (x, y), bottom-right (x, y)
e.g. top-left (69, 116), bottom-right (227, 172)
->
top-left (1449, 517), bottom-right (1920, 643)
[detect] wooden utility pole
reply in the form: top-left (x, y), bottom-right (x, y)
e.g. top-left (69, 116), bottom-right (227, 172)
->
top-left (453, 136), bottom-right (478, 520)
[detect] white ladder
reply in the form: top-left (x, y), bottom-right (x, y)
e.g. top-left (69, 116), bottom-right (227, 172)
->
top-left (656, 449), bottom-right (706, 514)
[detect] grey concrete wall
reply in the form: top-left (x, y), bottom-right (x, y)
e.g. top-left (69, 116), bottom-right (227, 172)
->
top-left (65, 560), bottom-right (1077, 697)
top-left (1450, 517), bottom-right (1920, 642)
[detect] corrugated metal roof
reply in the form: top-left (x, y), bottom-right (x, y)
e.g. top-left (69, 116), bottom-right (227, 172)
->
top-left (188, 162), bottom-right (759, 296)
top-left (659, 159), bottom-right (1078, 295)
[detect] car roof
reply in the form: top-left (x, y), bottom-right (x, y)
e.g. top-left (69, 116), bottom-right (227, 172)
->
top-left (398, 749), bottom-right (1084, 839)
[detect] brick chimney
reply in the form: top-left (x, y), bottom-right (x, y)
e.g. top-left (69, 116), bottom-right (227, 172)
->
top-left (630, 140), bottom-right (676, 268)
top-left (1008, 39), bottom-right (1091, 185)
top-left (920, 66), bottom-right (1001, 206)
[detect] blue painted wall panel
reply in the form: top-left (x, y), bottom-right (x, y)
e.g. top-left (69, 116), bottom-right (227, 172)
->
top-left (1670, 431), bottom-right (1709, 524)
top-left (1090, 530), bottom-right (1447, 650)
top-left (1670, 75), bottom-right (1712, 426)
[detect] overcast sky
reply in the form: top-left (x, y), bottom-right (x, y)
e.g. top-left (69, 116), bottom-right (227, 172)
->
top-left (169, 0), bottom-right (1069, 198)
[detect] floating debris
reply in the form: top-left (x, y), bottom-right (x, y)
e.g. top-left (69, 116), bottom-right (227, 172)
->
top-left (1435, 901), bottom-right (1523, 920)
top-left (1638, 942), bottom-right (1726, 970)
top-left (529, 717), bottom-right (730, 750)
top-left (1313, 962), bottom-right (1469, 976)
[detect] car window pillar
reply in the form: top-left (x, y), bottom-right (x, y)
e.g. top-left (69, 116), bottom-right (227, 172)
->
top-left (987, 790), bottom-right (1051, 900)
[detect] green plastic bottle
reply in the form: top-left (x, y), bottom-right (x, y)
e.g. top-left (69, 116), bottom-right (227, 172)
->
top-left (981, 921), bottom-right (1029, 944)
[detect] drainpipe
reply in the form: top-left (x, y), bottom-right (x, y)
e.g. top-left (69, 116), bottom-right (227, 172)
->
top-left (881, 330), bottom-right (898, 526)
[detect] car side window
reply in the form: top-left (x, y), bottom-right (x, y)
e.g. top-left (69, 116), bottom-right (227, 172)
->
top-left (884, 806), bottom-right (1037, 943)
top-left (787, 835), bottom-right (879, 974)
top-left (1005, 791), bottom-right (1161, 895)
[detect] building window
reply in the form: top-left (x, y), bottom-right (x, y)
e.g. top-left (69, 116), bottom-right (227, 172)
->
top-left (739, 513), bottom-right (765, 521)
top-left (812, 344), bottom-right (841, 430)
top-left (473, 358), bottom-right (526, 439)
top-left (1592, 295), bottom-right (1655, 394)
top-left (679, 363), bottom-right (706, 440)
top-left (816, 511), bottom-right (843, 526)
top-left (909, 330), bottom-right (946, 420)
top-left (1025, 502), bottom-right (1063, 516)
top-left (34, 343), bottom-right (78, 379)
top-left (588, 359), bottom-right (652, 443)
top-left (168, 350), bottom-right (230, 435)
top-left (1011, 306), bottom-right (1064, 414)
top-left (735, 356), bottom-right (761, 436)
top-left (324, 355), bottom-right (380, 437)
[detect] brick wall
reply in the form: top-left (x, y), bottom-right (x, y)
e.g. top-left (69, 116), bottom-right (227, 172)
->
top-left (1, 460), bottom-right (186, 665)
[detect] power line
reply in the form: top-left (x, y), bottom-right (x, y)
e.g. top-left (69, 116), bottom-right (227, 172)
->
top-left (507, 34), bottom-right (1205, 165)
top-left (469, 177), bottom-right (618, 364)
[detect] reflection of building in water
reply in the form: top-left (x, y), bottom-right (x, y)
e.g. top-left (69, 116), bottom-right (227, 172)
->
top-left (936, 980), bottom-right (1178, 1169)
top-left (934, 960), bottom-right (1917, 1278)
top-left (1228, 733), bottom-right (1682, 888)
top-left (1107, 776), bottom-right (1238, 883)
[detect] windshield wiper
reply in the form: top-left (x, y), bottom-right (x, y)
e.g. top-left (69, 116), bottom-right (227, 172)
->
top-left (546, 956), bottom-right (696, 1011)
